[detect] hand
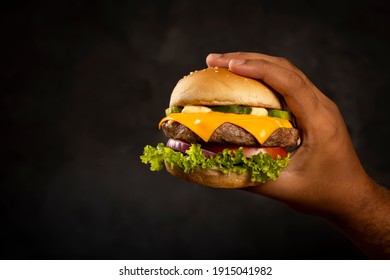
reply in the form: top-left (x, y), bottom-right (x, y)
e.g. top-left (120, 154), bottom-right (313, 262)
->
top-left (206, 52), bottom-right (390, 258)
top-left (207, 52), bottom-right (371, 216)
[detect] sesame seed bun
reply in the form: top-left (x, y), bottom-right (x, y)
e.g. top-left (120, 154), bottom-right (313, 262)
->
top-left (169, 67), bottom-right (282, 109)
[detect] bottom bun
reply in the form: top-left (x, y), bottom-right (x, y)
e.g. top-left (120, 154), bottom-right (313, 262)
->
top-left (164, 162), bottom-right (259, 189)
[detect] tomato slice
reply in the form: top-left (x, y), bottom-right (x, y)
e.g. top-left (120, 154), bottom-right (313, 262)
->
top-left (201, 143), bottom-right (288, 159)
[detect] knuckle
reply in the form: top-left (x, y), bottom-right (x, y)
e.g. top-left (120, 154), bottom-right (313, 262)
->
top-left (286, 70), bottom-right (307, 92)
top-left (314, 102), bottom-right (344, 143)
top-left (328, 99), bottom-right (341, 113)
top-left (276, 56), bottom-right (294, 67)
top-left (231, 51), bottom-right (246, 58)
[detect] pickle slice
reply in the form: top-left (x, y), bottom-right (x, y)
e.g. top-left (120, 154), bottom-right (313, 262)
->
top-left (165, 106), bottom-right (183, 116)
top-left (211, 105), bottom-right (252, 114)
top-left (268, 109), bottom-right (292, 120)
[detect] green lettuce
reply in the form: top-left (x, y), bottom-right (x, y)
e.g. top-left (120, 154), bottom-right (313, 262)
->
top-left (140, 143), bottom-right (290, 183)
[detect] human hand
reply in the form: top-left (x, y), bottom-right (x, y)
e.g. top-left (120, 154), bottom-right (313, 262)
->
top-left (206, 52), bottom-right (373, 218)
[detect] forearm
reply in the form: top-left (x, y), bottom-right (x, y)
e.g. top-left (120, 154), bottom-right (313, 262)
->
top-left (329, 180), bottom-right (390, 259)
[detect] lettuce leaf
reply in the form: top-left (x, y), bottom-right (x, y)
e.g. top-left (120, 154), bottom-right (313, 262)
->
top-left (140, 143), bottom-right (290, 183)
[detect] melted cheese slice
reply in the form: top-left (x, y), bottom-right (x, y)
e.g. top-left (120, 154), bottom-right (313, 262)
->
top-left (159, 112), bottom-right (292, 144)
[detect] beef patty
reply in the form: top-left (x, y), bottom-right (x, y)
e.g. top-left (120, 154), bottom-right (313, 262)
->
top-left (161, 121), bottom-right (299, 147)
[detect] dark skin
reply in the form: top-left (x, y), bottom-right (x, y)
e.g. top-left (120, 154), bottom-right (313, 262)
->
top-left (206, 52), bottom-right (390, 259)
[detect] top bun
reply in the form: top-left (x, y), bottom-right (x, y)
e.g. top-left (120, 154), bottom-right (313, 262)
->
top-left (169, 67), bottom-right (282, 109)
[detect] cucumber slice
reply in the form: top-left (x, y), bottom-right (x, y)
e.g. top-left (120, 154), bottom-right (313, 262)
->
top-left (165, 106), bottom-right (183, 116)
top-left (211, 105), bottom-right (252, 114)
top-left (268, 109), bottom-right (292, 120)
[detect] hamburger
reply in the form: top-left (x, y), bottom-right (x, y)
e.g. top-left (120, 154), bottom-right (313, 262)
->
top-left (140, 67), bottom-right (299, 188)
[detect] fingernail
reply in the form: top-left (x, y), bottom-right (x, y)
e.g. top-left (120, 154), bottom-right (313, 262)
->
top-left (208, 53), bottom-right (222, 59)
top-left (230, 59), bottom-right (246, 65)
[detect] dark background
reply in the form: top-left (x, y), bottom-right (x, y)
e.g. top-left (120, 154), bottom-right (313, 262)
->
top-left (2, 0), bottom-right (390, 259)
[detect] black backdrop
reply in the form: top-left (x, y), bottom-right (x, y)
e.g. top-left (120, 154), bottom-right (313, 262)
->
top-left (2, 0), bottom-right (390, 259)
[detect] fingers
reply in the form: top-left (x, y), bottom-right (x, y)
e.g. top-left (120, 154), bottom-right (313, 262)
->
top-left (210, 55), bottom-right (320, 128)
top-left (206, 52), bottom-right (298, 72)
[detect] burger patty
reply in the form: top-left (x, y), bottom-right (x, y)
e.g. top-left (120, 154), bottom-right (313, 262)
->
top-left (161, 122), bottom-right (299, 147)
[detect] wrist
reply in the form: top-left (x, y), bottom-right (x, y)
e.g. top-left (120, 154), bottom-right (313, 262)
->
top-left (327, 175), bottom-right (377, 224)
top-left (326, 177), bottom-right (390, 258)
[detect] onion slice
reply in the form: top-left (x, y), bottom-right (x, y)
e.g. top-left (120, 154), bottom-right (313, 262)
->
top-left (166, 139), bottom-right (216, 158)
